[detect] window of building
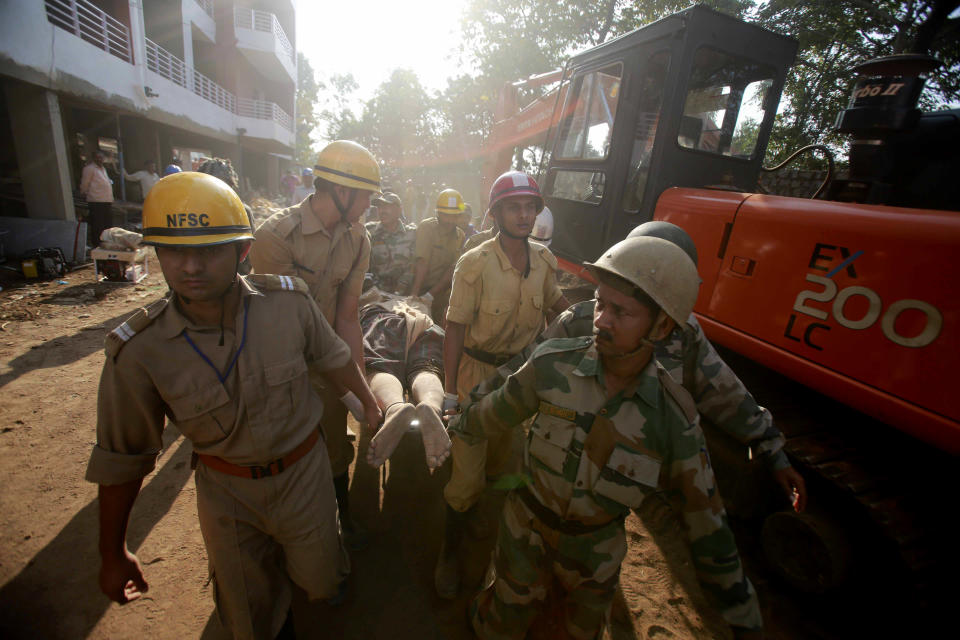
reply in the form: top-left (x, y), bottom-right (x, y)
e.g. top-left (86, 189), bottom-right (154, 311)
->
top-left (678, 48), bottom-right (775, 159)
top-left (555, 63), bottom-right (623, 160)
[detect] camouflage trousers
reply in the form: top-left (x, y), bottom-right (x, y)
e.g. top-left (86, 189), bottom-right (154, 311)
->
top-left (469, 490), bottom-right (627, 640)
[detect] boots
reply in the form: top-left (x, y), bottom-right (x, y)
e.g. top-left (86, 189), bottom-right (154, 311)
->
top-left (434, 504), bottom-right (467, 599)
top-left (333, 472), bottom-right (368, 551)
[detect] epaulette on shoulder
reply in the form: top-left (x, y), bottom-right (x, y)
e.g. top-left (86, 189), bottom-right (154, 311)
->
top-left (534, 244), bottom-right (558, 270)
top-left (267, 208), bottom-right (301, 239)
top-left (246, 274), bottom-right (310, 296)
top-left (657, 365), bottom-right (698, 424)
top-left (455, 246), bottom-right (488, 284)
top-left (531, 336), bottom-right (592, 359)
top-left (105, 297), bottom-right (169, 358)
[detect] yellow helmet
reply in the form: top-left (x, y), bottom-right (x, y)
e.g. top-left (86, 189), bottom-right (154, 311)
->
top-left (436, 188), bottom-right (465, 215)
top-left (142, 172), bottom-right (253, 247)
top-left (313, 140), bottom-right (381, 192)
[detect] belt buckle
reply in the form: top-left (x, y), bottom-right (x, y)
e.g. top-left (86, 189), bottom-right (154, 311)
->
top-left (249, 457), bottom-right (285, 479)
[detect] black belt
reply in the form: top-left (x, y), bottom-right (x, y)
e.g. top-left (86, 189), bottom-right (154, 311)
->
top-left (464, 346), bottom-right (513, 367)
top-left (515, 486), bottom-right (623, 536)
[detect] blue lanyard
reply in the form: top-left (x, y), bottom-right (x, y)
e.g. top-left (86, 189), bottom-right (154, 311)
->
top-left (182, 297), bottom-right (250, 384)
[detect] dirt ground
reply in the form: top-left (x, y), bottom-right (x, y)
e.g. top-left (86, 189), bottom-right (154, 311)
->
top-left (0, 255), bottom-right (795, 639)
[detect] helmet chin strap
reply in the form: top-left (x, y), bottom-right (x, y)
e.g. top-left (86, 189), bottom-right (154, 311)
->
top-left (331, 187), bottom-right (357, 224)
top-left (603, 310), bottom-right (671, 360)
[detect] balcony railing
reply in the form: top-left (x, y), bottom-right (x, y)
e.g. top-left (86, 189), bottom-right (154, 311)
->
top-left (146, 38), bottom-right (292, 132)
top-left (45, 0), bottom-right (132, 64)
top-left (237, 98), bottom-right (293, 132)
top-left (195, 0), bottom-right (214, 19)
top-left (234, 7), bottom-right (294, 62)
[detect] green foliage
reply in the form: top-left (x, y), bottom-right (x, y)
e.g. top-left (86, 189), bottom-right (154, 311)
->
top-left (295, 52), bottom-right (320, 166)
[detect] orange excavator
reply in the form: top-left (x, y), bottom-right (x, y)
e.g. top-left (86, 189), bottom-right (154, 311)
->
top-left (480, 4), bottom-right (958, 607)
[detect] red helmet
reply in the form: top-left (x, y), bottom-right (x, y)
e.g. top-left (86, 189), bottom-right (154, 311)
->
top-left (489, 171), bottom-right (544, 213)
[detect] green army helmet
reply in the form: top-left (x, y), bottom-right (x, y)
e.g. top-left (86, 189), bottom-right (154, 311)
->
top-left (626, 220), bottom-right (698, 266)
top-left (585, 236), bottom-right (701, 325)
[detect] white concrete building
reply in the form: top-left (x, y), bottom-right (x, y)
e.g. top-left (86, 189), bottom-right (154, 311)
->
top-left (0, 0), bottom-right (296, 237)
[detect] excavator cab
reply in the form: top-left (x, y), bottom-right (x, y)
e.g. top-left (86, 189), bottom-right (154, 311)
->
top-left (541, 5), bottom-right (797, 263)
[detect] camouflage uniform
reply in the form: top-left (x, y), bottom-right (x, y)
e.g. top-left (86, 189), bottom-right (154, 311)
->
top-left (471, 300), bottom-right (789, 471)
top-left (365, 220), bottom-right (417, 294)
top-left (449, 337), bottom-right (762, 639)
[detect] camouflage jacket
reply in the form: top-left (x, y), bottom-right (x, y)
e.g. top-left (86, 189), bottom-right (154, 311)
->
top-left (365, 220), bottom-right (417, 293)
top-left (470, 300), bottom-right (789, 471)
top-left (449, 337), bottom-right (762, 631)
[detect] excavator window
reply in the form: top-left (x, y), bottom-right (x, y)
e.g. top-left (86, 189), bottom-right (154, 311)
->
top-left (678, 47), bottom-right (775, 159)
top-left (555, 63), bottom-right (623, 160)
top-left (622, 51), bottom-right (671, 213)
top-left (548, 170), bottom-right (606, 205)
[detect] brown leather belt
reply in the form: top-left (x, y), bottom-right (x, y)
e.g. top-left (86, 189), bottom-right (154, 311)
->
top-left (197, 429), bottom-right (319, 479)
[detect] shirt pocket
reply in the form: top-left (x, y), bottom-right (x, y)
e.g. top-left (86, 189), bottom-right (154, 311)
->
top-left (592, 445), bottom-right (662, 510)
top-left (264, 355), bottom-right (308, 422)
top-left (476, 297), bottom-right (516, 344)
top-left (527, 414), bottom-right (576, 474)
top-left (519, 294), bottom-right (544, 331)
top-left (167, 383), bottom-right (233, 446)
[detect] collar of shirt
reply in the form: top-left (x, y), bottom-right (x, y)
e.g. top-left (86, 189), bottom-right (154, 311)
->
top-left (490, 237), bottom-right (541, 275)
top-left (156, 276), bottom-right (262, 339)
top-left (571, 341), bottom-right (661, 409)
top-left (300, 195), bottom-right (362, 245)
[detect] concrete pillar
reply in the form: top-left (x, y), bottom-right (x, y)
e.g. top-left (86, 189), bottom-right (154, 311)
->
top-left (4, 83), bottom-right (75, 221)
top-left (267, 155), bottom-right (280, 195)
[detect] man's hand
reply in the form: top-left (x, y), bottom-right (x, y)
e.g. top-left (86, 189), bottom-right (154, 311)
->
top-left (99, 548), bottom-right (148, 604)
top-left (773, 466), bottom-right (807, 513)
top-left (364, 402), bottom-right (383, 434)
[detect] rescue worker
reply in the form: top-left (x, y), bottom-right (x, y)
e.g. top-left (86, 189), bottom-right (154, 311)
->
top-left (357, 288), bottom-right (451, 472)
top-left (249, 140), bottom-right (379, 548)
top-left (469, 221), bottom-right (807, 511)
top-left (366, 191), bottom-right (417, 294)
top-left (448, 235), bottom-right (763, 639)
top-left (86, 172), bottom-right (382, 640)
top-left (435, 171), bottom-right (570, 598)
top-left (409, 188), bottom-right (467, 320)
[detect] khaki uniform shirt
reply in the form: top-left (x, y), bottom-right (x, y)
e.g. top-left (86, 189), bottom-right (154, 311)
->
top-left (463, 227), bottom-right (495, 253)
top-left (414, 217), bottom-right (464, 293)
top-left (446, 237), bottom-right (563, 399)
top-left (85, 275), bottom-right (352, 485)
top-left (249, 196), bottom-right (371, 323)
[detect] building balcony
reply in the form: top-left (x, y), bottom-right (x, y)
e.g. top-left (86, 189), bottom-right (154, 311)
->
top-left (45, 0), bottom-right (133, 64)
top-left (234, 7), bottom-right (296, 83)
top-left (185, 0), bottom-right (216, 44)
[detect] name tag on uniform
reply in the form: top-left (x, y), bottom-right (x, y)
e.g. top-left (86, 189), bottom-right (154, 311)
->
top-left (538, 401), bottom-right (576, 422)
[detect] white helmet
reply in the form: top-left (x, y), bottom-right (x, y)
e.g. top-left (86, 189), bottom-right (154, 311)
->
top-left (530, 206), bottom-right (554, 246)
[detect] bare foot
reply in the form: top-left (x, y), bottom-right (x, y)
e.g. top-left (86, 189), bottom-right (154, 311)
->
top-left (416, 404), bottom-right (451, 473)
top-left (366, 403), bottom-right (417, 468)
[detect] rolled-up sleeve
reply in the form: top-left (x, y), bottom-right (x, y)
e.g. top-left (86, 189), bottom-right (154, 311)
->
top-left (250, 226), bottom-right (295, 276)
top-left (342, 232), bottom-right (371, 298)
top-left (445, 254), bottom-right (481, 326)
top-left (85, 352), bottom-right (166, 485)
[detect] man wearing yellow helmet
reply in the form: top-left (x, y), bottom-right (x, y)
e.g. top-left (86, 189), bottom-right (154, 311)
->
top-left (409, 188), bottom-right (467, 320)
top-left (249, 140), bottom-right (380, 548)
top-left (85, 172), bottom-right (382, 639)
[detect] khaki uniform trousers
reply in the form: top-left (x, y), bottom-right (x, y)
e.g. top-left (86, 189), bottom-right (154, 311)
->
top-left (311, 370), bottom-right (354, 478)
top-left (196, 443), bottom-right (350, 640)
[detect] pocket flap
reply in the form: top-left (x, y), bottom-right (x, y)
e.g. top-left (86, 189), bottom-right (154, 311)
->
top-left (607, 446), bottom-right (662, 488)
top-left (479, 298), bottom-right (515, 316)
top-left (264, 355), bottom-right (308, 386)
top-left (168, 383), bottom-right (230, 421)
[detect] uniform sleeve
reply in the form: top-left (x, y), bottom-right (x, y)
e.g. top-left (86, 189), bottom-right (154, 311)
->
top-left (662, 415), bottom-right (763, 632)
top-left (543, 266), bottom-right (563, 310)
top-left (249, 225), bottom-right (296, 276)
top-left (445, 253), bottom-right (482, 326)
top-left (85, 351), bottom-right (167, 485)
top-left (340, 230), bottom-right (371, 298)
top-left (302, 294), bottom-right (352, 371)
top-left (449, 355), bottom-right (541, 445)
top-left (683, 320), bottom-right (789, 471)
top-left (414, 224), bottom-right (432, 261)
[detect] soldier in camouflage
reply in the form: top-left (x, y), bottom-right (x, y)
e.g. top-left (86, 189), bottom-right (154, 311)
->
top-left (366, 192), bottom-right (417, 294)
top-left (469, 221), bottom-right (807, 511)
top-left (448, 235), bottom-right (762, 639)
